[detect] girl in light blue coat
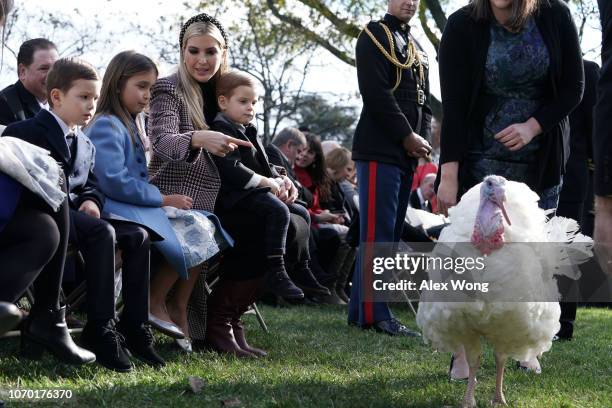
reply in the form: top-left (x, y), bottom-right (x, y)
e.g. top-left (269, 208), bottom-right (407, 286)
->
top-left (86, 51), bottom-right (231, 350)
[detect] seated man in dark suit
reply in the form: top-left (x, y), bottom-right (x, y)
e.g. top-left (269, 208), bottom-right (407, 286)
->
top-left (266, 127), bottom-right (338, 294)
top-left (409, 173), bottom-right (436, 212)
top-left (265, 126), bottom-right (313, 207)
top-left (3, 57), bottom-right (163, 371)
top-left (0, 38), bottom-right (58, 125)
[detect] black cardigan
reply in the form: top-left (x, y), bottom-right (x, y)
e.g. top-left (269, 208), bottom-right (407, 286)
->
top-left (438, 0), bottom-right (584, 192)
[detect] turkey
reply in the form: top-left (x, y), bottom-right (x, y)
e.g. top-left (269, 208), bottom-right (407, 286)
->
top-left (416, 175), bottom-right (592, 407)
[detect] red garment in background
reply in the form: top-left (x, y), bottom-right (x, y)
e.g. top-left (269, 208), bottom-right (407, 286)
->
top-left (294, 166), bottom-right (323, 225)
top-left (411, 162), bottom-right (438, 190)
top-left (411, 162), bottom-right (438, 213)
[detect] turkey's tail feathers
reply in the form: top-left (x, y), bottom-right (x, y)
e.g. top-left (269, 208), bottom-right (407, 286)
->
top-left (539, 216), bottom-right (593, 283)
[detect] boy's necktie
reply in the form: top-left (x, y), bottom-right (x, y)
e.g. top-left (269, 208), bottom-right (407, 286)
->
top-left (66, 132), bottom-right (77, 162)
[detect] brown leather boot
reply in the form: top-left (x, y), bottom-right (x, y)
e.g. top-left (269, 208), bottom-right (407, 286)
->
top-left (204, 279), bottom-right (256, 358)
top-left (230, 277), bottom-right (268, 357)
top-left (232, 317), bottom-right (267, 357)
top-left (317, 243), bottom-right (353, 305)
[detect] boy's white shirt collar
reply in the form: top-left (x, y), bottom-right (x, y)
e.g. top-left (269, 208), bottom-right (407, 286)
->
top-left (48, 110), bottom-right (78, 137)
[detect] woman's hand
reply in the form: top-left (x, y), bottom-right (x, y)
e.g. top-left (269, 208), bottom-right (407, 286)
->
top-left (494, 117), bottom-right (542, 151)
top-left (191, 130), bottom-right (252, 157)
top-left (437, 162), bottom-right (459, 216)
top-left (162, 194), bottom-right (194, 209)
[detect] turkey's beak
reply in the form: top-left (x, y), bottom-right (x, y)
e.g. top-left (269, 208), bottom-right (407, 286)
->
top-left (499, 200), bottom-right (511, 226)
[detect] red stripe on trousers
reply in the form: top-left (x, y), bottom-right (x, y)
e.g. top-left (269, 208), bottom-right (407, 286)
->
top-left (364, 161), bottom-right (377, 325)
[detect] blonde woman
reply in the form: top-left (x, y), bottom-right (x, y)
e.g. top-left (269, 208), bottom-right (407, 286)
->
top-left (148, 13), bottom-right (269, 357)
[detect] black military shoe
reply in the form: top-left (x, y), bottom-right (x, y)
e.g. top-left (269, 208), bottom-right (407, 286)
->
top-left (81, 319), bottom-right (132, 372)
top-left (117, 320), bottom-right (165, 367)
top-left (372, 318), bottom-right (421, 337)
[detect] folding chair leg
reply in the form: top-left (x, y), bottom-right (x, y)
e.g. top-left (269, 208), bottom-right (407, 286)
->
top-left (392, 270), bottom-right (419, 318)
top-left (250, 302), bottom-right (268, 333)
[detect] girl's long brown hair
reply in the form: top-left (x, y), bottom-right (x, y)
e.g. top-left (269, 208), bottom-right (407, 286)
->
top-left (93, 50), bottom-right (158, 144)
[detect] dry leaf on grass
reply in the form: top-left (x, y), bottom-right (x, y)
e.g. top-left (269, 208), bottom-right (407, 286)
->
top-left (186, 376), bottom-right (205, 394)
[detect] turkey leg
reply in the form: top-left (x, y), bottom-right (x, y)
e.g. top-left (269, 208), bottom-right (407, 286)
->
top-left (492, 352), bottom-right (508, 406)
top-left (462, 354), bottom-right (480, 408)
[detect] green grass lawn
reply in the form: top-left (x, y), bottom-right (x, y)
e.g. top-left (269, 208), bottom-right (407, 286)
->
top-left (0, 305), bottom-right (610, 407)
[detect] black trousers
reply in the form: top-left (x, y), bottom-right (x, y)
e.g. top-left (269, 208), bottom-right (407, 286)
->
top-left (233, 192), bottom-right (311, 257)
top-left (0, 189), bottom-right (69, 310)
top-left (70, 211), bottom-right (150, 324)
top-left (557, 196), bottom-right (588, 337)
top-left (218, 208), bottom-right (309, 281)
top-left (285, 202), bottom-right (311, 263)
top-left (233, 192), bottom-right (290, 256)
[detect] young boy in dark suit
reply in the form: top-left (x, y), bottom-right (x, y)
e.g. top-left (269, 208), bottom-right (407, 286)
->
top-left (3, 58), bottom-right (163, 371)
top-left (211, 70), bottom-right (329, 301)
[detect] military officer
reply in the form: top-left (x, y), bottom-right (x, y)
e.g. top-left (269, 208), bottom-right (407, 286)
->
top-left (349, 0), bottom-right (432, 336)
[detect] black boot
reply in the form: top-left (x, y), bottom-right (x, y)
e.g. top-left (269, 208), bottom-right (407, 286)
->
top-left (117, 319), bottom-right (165, 367)
top-left (20, 306), bottom-right (96, 365)
top-left (335, 248), bottom-right (356, 303)
top-left (265, 256), bottom-right (304, 299)
top-left (289, 260), bottom-right (330, 297)
top-left (318, 244), bottom-right (353, 304)
top-left (80, 319), bottom-right (132, 372)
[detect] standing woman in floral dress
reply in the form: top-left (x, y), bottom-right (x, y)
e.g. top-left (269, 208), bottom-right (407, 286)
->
top-left (435, 0), bottom-right (584, 378)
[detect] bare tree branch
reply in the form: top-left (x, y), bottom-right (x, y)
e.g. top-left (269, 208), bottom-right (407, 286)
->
top-left (266, 0), bottom-right (356, 66)
top-left (296, 0), bottom-right (361, 37)
top-left (423, 0), bottom-right (447, 33)
top-left (419, 1), bottom-right (440, 52)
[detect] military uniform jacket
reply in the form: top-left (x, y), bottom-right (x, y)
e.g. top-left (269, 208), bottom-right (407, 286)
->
top-left (352, 13), bottom-right (432, 169)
